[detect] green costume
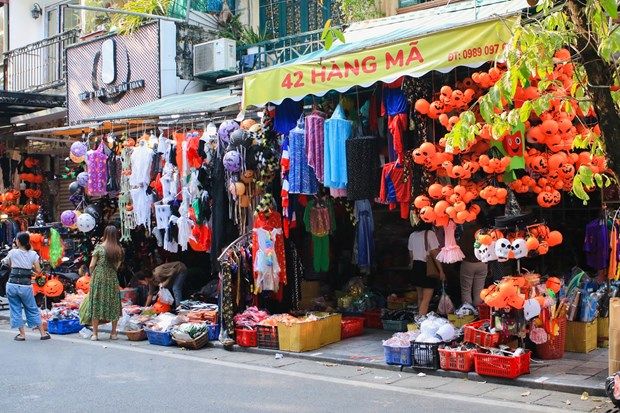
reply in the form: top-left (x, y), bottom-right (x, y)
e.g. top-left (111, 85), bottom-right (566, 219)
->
top-left (79, 245), bottom-right (122, 324)
top-left (303, 198), bottom-right (336, 272)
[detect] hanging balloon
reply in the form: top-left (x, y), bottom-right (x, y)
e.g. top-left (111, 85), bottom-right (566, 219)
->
top-left (218, 120), bottom-right (239, 145)
top-left (84, 204), bottom-right (102, 222)
top-left (60, 210), bottom-right (78, 227)
top-left (76, 172), bottom-right (89, 187)
top-left (70, 141), bottom-right (88, 158)
top-left (223, 150), bottom-right (241, 172)
top-left (240, 119), bottom-right (257, 130)
top-left (76, 213), bottom-right (96, 233)
top-left (68, 181), bottom-right (80, 194)
top-left (229, 129), bottom-right (245, 147)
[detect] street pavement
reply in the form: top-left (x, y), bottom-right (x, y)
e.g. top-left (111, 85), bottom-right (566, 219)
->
top-left (0, 323), bottom-right (615, 413)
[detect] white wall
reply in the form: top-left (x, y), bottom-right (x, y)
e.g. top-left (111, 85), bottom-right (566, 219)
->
top-left (8, 0), bottom-right (57, 50)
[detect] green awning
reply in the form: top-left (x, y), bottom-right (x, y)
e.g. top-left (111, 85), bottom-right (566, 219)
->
top-left (86, 88), bottom-right (241, 122)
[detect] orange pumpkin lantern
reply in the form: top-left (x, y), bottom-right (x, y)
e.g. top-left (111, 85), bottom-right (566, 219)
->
top-left (76, 275), bottom-right (91, 293)
top-left (43, 277), bottom-right (64, 297)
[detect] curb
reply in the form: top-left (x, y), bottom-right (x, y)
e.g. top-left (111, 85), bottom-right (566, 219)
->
top-left (1, 311), bottom-right (605, 397)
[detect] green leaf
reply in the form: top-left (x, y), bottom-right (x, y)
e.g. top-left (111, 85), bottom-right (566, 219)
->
top-left (600, 0), bottom-right (618, 19)
top-left (572, 177), bottom-right (590, 204)
top-left (334, 29), bottom-right (345, 44)
top-left (480, 99), bottom-right (494, 123)
top-left (519, 101), bottom-right (532, 122)
top-left (324, 32), bottom-right (334, 50)
top-left (321, 19), bottom-right (332, 40)
top-left (595, 173), bottom-right (603, 188)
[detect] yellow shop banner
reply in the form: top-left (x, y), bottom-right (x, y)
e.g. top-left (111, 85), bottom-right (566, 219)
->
top-left (242, 17), bottom-right (517, 108)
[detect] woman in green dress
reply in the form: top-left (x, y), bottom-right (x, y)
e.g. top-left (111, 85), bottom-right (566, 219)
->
top-left (79, 225), bottom-right (124, 341)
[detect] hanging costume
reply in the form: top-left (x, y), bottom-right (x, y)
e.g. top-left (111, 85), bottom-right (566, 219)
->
top-left (354, 200), bottom-right (374, 271)
top-left (584, 218), bottom-right (610, 271)
top-left (252, 211), bottom-right (287, 294)
top-left (346, 136), bottom-right (380, 201)
top-left (129, 142), bottom-right (154, 229)
top-left (86, 143), bottom-right (108, 197)
top-left (305, 111), bottom-right (326, 183)
top-left (379, 161), bottom-right (411, 219)
top-left (323, 104), bottom-right (352, 191)
top-left (288, 116), bottom-right (318, 195)
top-left (303, 197), bottom-right (336, 272)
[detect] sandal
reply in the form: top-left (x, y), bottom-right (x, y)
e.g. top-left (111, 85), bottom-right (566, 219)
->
top-left (109, 333), bottom-right (118, 340)
top-left (40, 333), bottom-right (51, 340)
top-left (90, 335), bottom-right (99, 341)
top-left (14, 334), bottom-right (25, 341)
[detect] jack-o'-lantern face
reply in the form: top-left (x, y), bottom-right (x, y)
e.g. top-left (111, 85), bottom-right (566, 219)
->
top-left (560, 163), bottom-right (575, 179)
top-left (412, 148), bottom-right (426, 165)
top-left (451, 90), bottom-right (465, 107)
top-left (541, 120), bottom-right (559, 137)
top-left (557, 119), bottom-right (573, 136)
top-left (43, 278), bottom-right (64, 298)
top-left (530, 155), bottom-right (548, 174)
top-left (526, 126), bottom-right (545, 145)
top-left (503, 131), bottom-right (524, 157)
top-left (440, 86), bottom-right (453, 101)
top-left (76, 275), bottom-right (91, 293)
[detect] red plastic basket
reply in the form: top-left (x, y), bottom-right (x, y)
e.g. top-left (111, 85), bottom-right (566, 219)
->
top-left (438, 347), bottom-right (477, 372)
top-left (477, 304), bottom-right (491, 320)
top-left (363, 309), bottom-right (383, 329)
top-left (536, 317), bottom-right (567, 360)
top-left (474, 350), bottom-right (531, 379)
top-left (463, 319), bottom-right (500, 347)
top-left (341, 317), bottom-right (365, 339)
top-left (235, 328), bottom-right (257, 347)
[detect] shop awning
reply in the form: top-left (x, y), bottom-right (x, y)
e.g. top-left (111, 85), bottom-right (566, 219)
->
top-left (85, 88), bottom-right (241, 122)
top-left (14, 123), bottom-right (105, 137)
top-left (241, 0), bottom-right (528, 109)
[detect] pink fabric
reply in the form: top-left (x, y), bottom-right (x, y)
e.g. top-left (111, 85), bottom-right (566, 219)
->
top-left (305, 111), bottom-right (326, 183)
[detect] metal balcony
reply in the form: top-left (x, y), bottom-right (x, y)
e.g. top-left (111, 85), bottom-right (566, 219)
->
top-left (2, 29), bottom-right (80, 93)
top-left (237, 28), bottom-right (327, 73)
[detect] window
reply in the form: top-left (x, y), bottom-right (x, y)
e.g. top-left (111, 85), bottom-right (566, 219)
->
top-left (0, 4), bottom-right (6, 56)
top-left (45, 0), bottom-right (81, 37)
top-left (259, 0), bottom-right (341, 38)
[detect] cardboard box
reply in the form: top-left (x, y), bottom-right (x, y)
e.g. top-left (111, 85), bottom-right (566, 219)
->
top-left (277, 313), bottom-right (342, 352)
top-left (565, 319), bottom-right (598, 353)
top-left (598, 317), bottom-right (609, 348)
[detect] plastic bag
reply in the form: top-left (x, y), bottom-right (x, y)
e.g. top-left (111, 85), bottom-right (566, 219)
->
top-left (158, 287), bottom-right (174, 305)
top-left (437, 286), bottom-right (455, 316)
top-left (117, 314), bottom-right (130, 332)
top-left (79, 327), bottom-right (93, 339)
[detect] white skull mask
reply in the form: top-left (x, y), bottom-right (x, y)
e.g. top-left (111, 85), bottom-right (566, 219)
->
top-left (495, 238), bottom-right (512, 262)
top-left (475, 241), bottom-right (497, 263)
top-left (512, 238), bottom-right (529, 259)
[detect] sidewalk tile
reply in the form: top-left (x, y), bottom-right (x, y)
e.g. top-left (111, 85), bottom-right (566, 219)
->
top-left (435, 379), bottom-right (500, 396)
top-left (533, 393), bottom-right (608, 411)
top-left (482, 387), bottom-right (552, 403)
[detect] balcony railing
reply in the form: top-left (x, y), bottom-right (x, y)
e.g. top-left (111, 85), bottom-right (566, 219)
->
top-left (2, 29), bottom-right (80, 93)
top-left (237, 28), bottom-right (327, 73)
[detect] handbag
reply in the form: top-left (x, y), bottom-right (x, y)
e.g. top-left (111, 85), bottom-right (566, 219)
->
top-left (424, 230), bottom-right (442, 279)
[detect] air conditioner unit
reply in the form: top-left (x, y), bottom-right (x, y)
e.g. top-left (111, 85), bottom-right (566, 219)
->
top-left (193, 38), bottom-right (237, 79)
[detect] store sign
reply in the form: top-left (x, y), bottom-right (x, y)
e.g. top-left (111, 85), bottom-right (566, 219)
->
top-left (77, 38), bottom-right (146, 102)
top-left (242, 17), bottom-right (518, 108)
top-left (67, 23), bottom-right (161, 123)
